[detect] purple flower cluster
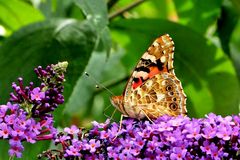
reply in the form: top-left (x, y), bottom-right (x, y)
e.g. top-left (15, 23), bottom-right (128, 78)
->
top-left (10, 62), bottom-right (66, 118)
top-left (41, 113), bottom-right (240, 159)
top-left (0, 62), bottom-right (67, 158)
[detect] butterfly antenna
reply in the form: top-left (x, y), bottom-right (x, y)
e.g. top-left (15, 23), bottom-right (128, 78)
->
top-left (85, 72), bottom-right (118, 122)
top-left (84, 72), bottom-right (115, 96)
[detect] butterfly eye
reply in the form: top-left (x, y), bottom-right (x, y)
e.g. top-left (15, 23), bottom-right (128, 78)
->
top-left (169, 102), bottom-right (178, 111)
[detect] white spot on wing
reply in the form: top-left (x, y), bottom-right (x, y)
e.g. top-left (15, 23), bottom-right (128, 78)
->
top-left (160, 56), bottom-right (166, 63)
top-left (162, 35), bottom-right (174, 47)
top-left (161, 80), bottom-right (166, 85)
top-left (157, 93), bottom-right (165, 101)
top-left (142, 53), bottom-right (156, 62)
top-left (134, 71), bottom-right (148, 80)
top-left (153, 41), bottom-right (159, 47)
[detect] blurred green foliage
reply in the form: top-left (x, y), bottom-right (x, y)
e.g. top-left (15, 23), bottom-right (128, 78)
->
top-left (0, 0), bottom-right (240, 159)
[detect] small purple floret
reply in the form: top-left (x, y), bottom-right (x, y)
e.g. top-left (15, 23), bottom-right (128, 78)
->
top-left (30, 87), bottom-right (45, 101)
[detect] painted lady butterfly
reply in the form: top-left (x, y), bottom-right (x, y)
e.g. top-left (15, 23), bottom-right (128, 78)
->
top-left (110, 34), bottom-right (187, 119)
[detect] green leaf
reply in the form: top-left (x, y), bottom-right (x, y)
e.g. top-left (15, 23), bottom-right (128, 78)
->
top-left (75, 0), bottom-right (112, 54)
top-left (110, 18), bottom-right (239, 117)
top-left (229, 12), bottom-right (240, 89)
top-left (0, 19), bottom-right (97, 158)
top-left (217, 4), bottom-right (239, 56)
top-left (38, 0), bottom-right (77, 18)
top-left (230, 0), bottom-right (240, 15)
top-left (75, 0), bottom-right (108, 28)
top-left (174, 0), bottom-right (223, 34)
top-left (0, 0), bottom-right (44, 31)
top-left (97, 26), bottom-right (112, 54)
top-left (64, 47), bottom-right (126, 120)
top-left (0, 18), bottom-right (97, 101)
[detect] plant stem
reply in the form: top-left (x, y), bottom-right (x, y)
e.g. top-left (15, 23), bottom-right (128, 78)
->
top-left (108, 0), bottom-right (147, 20)
top-left (107, 0), bottom-right (120, 10)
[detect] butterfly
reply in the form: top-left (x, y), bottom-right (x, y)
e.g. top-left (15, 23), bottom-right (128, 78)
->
top-left (110, 34), bottom-right (187, 120)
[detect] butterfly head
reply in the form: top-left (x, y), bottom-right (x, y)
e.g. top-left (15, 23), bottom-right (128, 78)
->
top-left (110, 96), bottom-right (126, 114)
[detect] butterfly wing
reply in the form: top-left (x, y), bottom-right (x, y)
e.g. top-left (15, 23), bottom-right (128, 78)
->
top-left (124, 34), bottom-right (175, 93)
top-left (126, 73), bottom-right (187, 119)
top-left (122, 34), bottom-right (187, 118)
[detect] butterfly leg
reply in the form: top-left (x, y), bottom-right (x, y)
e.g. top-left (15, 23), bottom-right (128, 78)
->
top-left (110, 108), bottom-right (117, 120)
top-left (112, 114), bottom-right (126, 141)
top-left (139, 109), bottom-right (155, 124)
top-left (103, 104), bottom-right (118, 122)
